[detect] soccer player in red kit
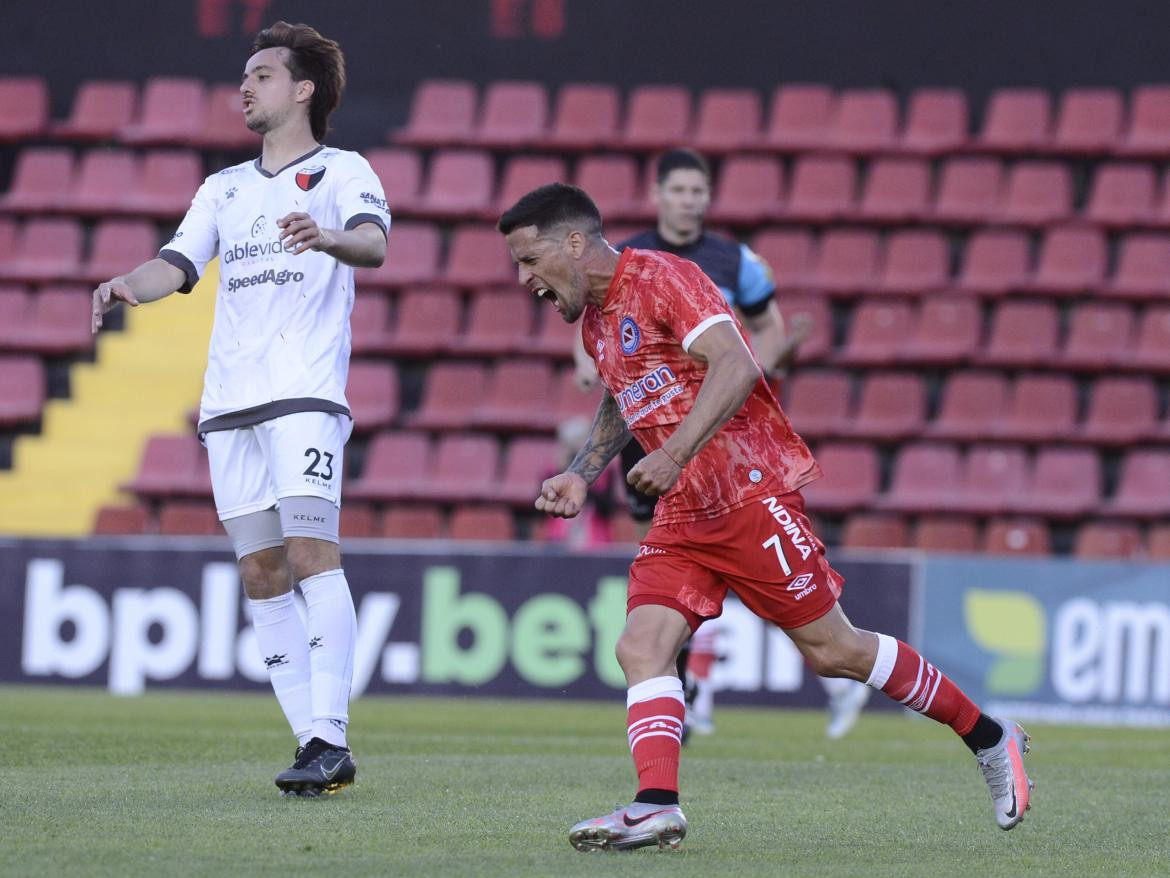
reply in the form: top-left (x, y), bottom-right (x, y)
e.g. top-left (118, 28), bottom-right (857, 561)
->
top-left (499, 183), bottom-right (1034, 852)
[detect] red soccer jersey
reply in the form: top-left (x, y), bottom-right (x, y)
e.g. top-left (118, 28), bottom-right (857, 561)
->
top-left (581, 248), bottom-right (821, 525)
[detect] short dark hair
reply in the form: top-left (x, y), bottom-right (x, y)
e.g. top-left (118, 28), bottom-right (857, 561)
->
top-left (251, 21), bottom-right (346, 142)
top-left (655, 148), bottom-right (711, 185)
top-left (497, 183), bottom-right (603, 237)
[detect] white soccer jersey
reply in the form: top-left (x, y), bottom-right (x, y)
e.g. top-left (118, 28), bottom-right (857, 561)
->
top-left (159, 145), bottom-right (391, 434)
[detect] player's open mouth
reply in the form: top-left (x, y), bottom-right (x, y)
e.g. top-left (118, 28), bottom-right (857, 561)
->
top-left (534, 286), bottom-right (556, 304)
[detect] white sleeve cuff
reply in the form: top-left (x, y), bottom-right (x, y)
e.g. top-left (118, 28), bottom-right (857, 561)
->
top-left (681, 313), bottom-right (734, 352)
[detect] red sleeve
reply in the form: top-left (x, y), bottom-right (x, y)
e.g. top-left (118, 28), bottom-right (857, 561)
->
top-left (647, 256), bottom-right (735, 350)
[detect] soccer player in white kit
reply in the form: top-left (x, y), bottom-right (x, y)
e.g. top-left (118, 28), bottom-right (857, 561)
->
top-left (91, 21), bottom-right (390, 797)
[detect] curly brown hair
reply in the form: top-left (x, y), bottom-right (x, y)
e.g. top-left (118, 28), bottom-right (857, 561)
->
top-left (251, 21), bottom-right (346, 142)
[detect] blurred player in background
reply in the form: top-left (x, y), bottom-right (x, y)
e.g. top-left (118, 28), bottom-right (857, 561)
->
top-left (91, 21), bottom-right (390, 797)
top-left (575, 148), bottom-right (869, 741)
top-left (501, 183), bottom-right (1033, 851)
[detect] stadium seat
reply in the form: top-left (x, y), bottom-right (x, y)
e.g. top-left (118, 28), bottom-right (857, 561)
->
top-left (1026, 225), bottom-right (1108, 295)
top-left (996, 373), bottom-right (1078, 442)
top-left (471, 358), bottom-right (556, 431)
top-left (442, 224), bottom-right (516, 287)
top-left (1128, 306), bottom-right (1170, 372)
top-left (750, 228), bottom-right (814, 293)
top-left (800, 442), bottom-right (879, 514)
top-left (828, 88), bottom-right (899, 154)
top-left (898, 88), bottom-right (968, 155)
top-left (783, 155), bottom-right (857, 222)
top-left (379, 505), bottom-right (444, 539)
top-left (763, 84), bottom-right (835, 152)
top-left (931, 157), bottom-right (1002, 226)
top-left (548, 369), bottom-right (604, 424)
top-left (121, 150), bottom-right (201, 218)
top-left (844, 371), bottom-right (927, 441)
top-left (777, 293), bottom-right (832, 363)
top-left (982, 519), bottom-right (1051, 556)
top-left (157, 501), bottom-right (222, 536)
top-left (806, 228), bottom-right (878, 297)
top-left (92, 503), bottom-right (151, 536)
top-left (872, 230), bottom-right (949, 295)
top-left (1073, 521), bottom-right (1144, 559)
top-left (1018, 447), bottom-right (1102, 519)
top-left (1080, 377), bottom-right (1158, 446)
top-left (449, 505), bottom-right (515, 541)
top-left (121, 434), bottom-right (207, 498)
top-left (707, 155), bottom-right (784, 225)
top-left (1058, 303), bottom-right (1135, 370)
top-left (413, 434), bottom-right (501, 503)
top-left (836, 299), bottom-right (912, 365)
top-left (926, 371), bottom-right (1009, 441)
top-left (952, 444), bottom-right (1029, 516)
top-left (900, 295), bottom-right (981, 366)
top-left (198, 83), bottom-right (259, 150)
top-left (913, 517), bottom-right (979, 553)
top-left (1115, 84), bottom-right (1170, 157)
top-left (1083, 163), bottom-right (1157, 227)
top-left (452, 287), bottom-right (535, 356)
top-left (1051, 88), bottom-right (1123, 154)
top-left (0, 218), bottom-right (83, 284)
top-left (620, 84), bottom-right (693, 150)
top-left (980, 301), bottom-right (1059, 367)
top-left (0, 286), bottom-right (30, 350)
top-left (408, 362), bottom-right (489, 430)
top-left (473, 81), bottom-right (549, 149)
top-left (879, 442), bottom-right (962, 514)
top-left (349, 292), bottom-right (394, 355)
top-left (392, 79), bottom-right (477, 148)
top-left (0, 77), bottom-right (49, 142)
top-left (347, 431), bottom-right (432, 502)
top-left (81, 220), bottom-right (158, 284)
top-left (853, 158), bottom-right (931, 224)
top-left (693, 88), bottom-right (762, 153)
top-left (542, 83), bottom-right (620, 150)
top-left (975, 88), bottom-right (1052, 153)
top-left (0, 147), bottom-right (75, 213)
top-left (120, 77), bottom-right (207, 146)
top-left (492, 156), bottom-right (569, 217)
top-left (54, 80), bottom-right (137, 142)
top-left (354, 221), bottom-right (440, 288)
top-left (365, 147), bottom-right (423, 214)
top-left (1150, 525), bottom-right (1170, 560)
top-left (574, 155), bottom-right (639, 221)
top-left (345, 360), bottom-right (399, 433)
top-left (0, 355), bottom-right (46, 427)
top-left (382, 286), bottom-right (460, 357)
top-left (840, 513), bottom-right (910, 550)
top-left (339, 503), bottom-right (377, 539)
top-left (782, 370), bottom-right (852, 438)
top-left (1106, 450), bottom-right (1170, 519)
top-left (1105, 234), bottom-right (1170, 300)
top-left (71, 149), bottom-right (139, 216)
top-left (497, 436), bottom-right (560, 506)
top-left (415, 149), bottom-right (494, 220)
top-left (530, 306), bottom-right (579, 359)
top-left (995, 162), bottom-right (1073, 227)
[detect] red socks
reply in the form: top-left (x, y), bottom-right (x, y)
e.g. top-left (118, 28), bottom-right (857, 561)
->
top-left (866, 633), bottom-right (981, 737)
top-left (626, 676), bottom-right (685, 793)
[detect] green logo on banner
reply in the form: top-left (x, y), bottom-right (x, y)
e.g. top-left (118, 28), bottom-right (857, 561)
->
top-left (963, 589), bottom-right (1046, 695)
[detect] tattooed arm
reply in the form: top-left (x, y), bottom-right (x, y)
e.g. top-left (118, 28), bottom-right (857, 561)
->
top-left (536, 390), bottom-right (630, 518)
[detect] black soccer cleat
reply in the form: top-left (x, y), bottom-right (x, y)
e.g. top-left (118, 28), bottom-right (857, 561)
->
top-left (275, 737), bottom-right (356, 797)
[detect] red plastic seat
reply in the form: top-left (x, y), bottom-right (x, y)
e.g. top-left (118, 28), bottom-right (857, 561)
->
top-left (898, 88), bottom-right (968, 155)
top-left (574, 155), bottom-right (639, 221)
top-left (1107, 450), bottom-right (1170, 519)
top-left (54, 81), bottom-right (137, 142)
top-left (927, 371), bottom-right (1009, 441)
top-left (777, 293), bottom-right (831, 363)
top-left (782, 370), bottom-right (851, 438)
top-left (1151, 525), bottom-right (1170, 560)
top-left (708, 155), bottom-right (783, 225)
top-left (750, 229), bottom-right (814, 293)
top-left (996, 374), bottom-right (1078, 442)
top-left (492, 156), bottom-right (569, 217)
top-left (801, 442), bottom-right (879, 514)
top-left (0, 77), bottom-right (49, 142)
top-left (120, 77), bottom-right (207, 146)
top-left (1106, 234), bottom-right (1170, 300)
top-left (1074, 522), bottom-right (1144, 559)
top-left (453, 288), bottom-right (535, 356)
top-left (199, 83), bottom-right (259, 150)
top-left (339, 503), bottom-right (377, 539)
top-left (393, 80), bottom-right (477, 148)
top-left (549, 369), bottom-right (604, 424)
top-left (408, 362), bottom-right (488, 430)
top-left (347, 431), bottom-right (432, 502)
top-left (913, 517), bottom-right (979, 553)
top-left (1115, 85), bottom-right (1170, 157)
top-left (472, 358), bottom-right (555, 431)
top-left (931, 157), bottom-right (1002, 225)
top-left (783, 155), bottom-right (856, 222)
top-left (365, 147), bottom-right (423, 214)
top-left (1128, 306), bottom-right (1170, 372)
top-left (81, 220), bottom-right (158, 284)
top-left (473, 81), bottom-right (548, 149)
top-left (996, 162), bottom-right (1073, 227)
top-left (853, 158), bottom-right (931, 223)
top-left (880, 442), bottom-right (962, 514)
top-left (0, 286), bottom-right (31, 350)
top-left (980, 301), bottom-right (1059, 367)
top-left (693, 88), bottom-right (762, 153)
top-left (383, 286), bottom-right (461, 357)
top-left (836, 299), bottom-right (912, 366)
top-left (346, 360), bottom-right (399, 433)
top-left (956, 229), bottom-right (1031, 298)
top-left (1083, 163), bottom-right (1157, 227)
top-left (122, 150), bottom-right (201, 218)
top-left (355, 222), bottom-right (440, 288)
top-left (530, 307), bottom-right (578, 359)
top-left (806, 229), bottom-right (878, 297)
top-left (416, 149), bottom-right (494, 219)
top-left (764, 84), bottom-right (835, 152)
top-left (1079, 377), bottom-right (1158, 445)
top-left (442, 224), bottom-right (515, 287)
top-left (1059, 303), bottom-right (1135, 370)
top-left (349, 292), bottom-right (393, 355)
top-left (828, 89), bottom-right (898, 154)
top-left (620, 85), bottom-right (692, 150)
top-left (975, 88), bottom-right (1052, 153)
top-left (873, 230), bottom-right (948, 295)
top-left (158, 501), bottom-right (222, 536)
top-left (414, 434), bottom-right (501, 503)
top-left (497, 436), bottom-right (559, 505)
top-left (542, 83), bottom-right (620, 150)
top-left (0, 218), bottom-right (83, 284)
top-left (1018, 447), bottom-right (1102, 519)
top-left (449, 505), bottom-right (515, 541)
top-left (840, 513), bottom-right (909, 550)
top-left (952, 444), bottom-right (1029, 516)
top-left (901, 296), bottom-right (981, 366)
top-left (0, 355), bottom-right (46, 426)
top-left (982, 519), bottom-right (1051, 556)
top-left (93, 504), bottom-right (151, 535)
top-left (121, 434), bottom-right (207, 498)
top-left (379, 505), bottom-right (444, 539)
top-left (71, 149), bottom-right (139, 216)
top-left (0, 148), bottom-right (75, 213)
top-left (1051, 88), bottom-right (1123, 154)
top-left (845, 371), bottom-right (927, 441)
top-left (1026, 225), bottom-right (1107, 295)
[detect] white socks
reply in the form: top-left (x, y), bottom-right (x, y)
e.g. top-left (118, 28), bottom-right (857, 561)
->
top-left (248, 591), bottom-right (313, 746)
top-left (300, 568), bottom-right (357, 748)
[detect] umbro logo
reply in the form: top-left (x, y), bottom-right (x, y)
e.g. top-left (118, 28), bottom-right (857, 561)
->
top-left (309, 636), bottom-right (323, 649)
top-left (264, 653), bottom-right (288, 668)
top-left (787, 573), bottom-right (814, 592)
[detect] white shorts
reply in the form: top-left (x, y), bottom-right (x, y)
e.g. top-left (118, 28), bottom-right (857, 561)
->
top-left (205, 411), bottom-right (352, 521)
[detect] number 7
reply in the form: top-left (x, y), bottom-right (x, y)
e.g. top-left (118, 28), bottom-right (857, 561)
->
top-left (762, 534), bottom-right (792, 576)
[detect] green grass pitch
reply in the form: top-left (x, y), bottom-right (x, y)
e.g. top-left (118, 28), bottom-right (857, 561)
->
top-left (3, 685), bottom-right (1169, 877)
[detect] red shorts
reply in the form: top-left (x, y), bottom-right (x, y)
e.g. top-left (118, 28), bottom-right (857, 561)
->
top-left (627, 490), bottom-right (844, 632)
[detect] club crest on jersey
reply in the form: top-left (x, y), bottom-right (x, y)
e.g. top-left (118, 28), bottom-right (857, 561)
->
top-left (295, 164), bottom-right (326, 191)
top-left (619, 316), bottom-right (641, 354)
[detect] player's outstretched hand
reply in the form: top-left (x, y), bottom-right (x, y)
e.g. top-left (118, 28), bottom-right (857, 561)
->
top-left (627, 448), bottom-right (683, 497)
top-left (91, 279), bottom-right (139, 333)
top-left (278, 212), bottom-right (333, 255)
top-left (535, 472), bottom-right (588, 518)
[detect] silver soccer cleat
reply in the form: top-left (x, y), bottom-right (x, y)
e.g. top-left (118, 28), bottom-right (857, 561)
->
top-left (975, 718), bottom-right (1035, 830)
top-left (569, 802), bottom-right (688, 852)
top-left (825, 679), bottom-right (872, 740)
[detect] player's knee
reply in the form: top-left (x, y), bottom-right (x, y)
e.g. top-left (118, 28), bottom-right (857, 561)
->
top-left (615, 629), bottom-right (671, 678)
top-left (804, 633), bottom-right (873, 679)
top-left (238, 549), bottom-right (291, 600)
top-left (285, 536), bottom-right (341, 582)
